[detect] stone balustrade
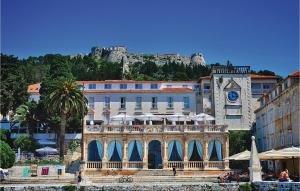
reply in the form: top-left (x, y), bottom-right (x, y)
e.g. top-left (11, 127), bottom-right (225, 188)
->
top-left (86, 161), bottom-right (225, 170)
top-left (86, 124), bottom-right (227, 133)
top-left (186, 161), bottom-right (204, 169)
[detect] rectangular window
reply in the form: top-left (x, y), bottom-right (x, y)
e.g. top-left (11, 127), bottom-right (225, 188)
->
top-left (120, 97), bottom-right (126, 109)
top-left (183, 97), bottom-right (190, 109)
top-left (204, 83), bottom-right (210, 89)
top-left (288, 131), bottom-right (293, 145)
top-left (182, 85), bottom-right (188, 88)
top-left (135, 84), bottom-right (143, 89)
top-left (151, 83), bottom-right (158, 89)
top-left (88, 97), bottom-right (94, 109)
top-left (136, 97), bottom-right (142, 109)
top-left (167, 97), bottom-right (173, 108)
top-left (284, 82), bottom-right (288, 89)
top-left (88, 84), bottom-right (96, 89)
top-left (166, 85), bottom-right (172, 88)
top-left (193, 85), bottom-right (200, 91)
top-left (104, 84), bottom-right (112, 89)
top-left (104, 97), bottom-right (110, 108)
top-left (120, 84), bottom-right (127, 89)
top-left (251, 83), bottom-right (261, 89)
top-left (87, 114), bottom-right (94, 121)
top-left (280, 133), bottom-right (285, 146)
top-left (151, 97), bottom-right (157, 109)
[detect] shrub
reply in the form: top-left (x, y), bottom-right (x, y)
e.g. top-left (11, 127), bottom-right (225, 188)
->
top-left (62, 185), bottom-right (76, 191)
top-left (15, 159), bottom-right (62, 165)
top-left (0, 129), bottom-right (9, 141)
top-left (68, 139), bottom-right (80, 153)
top-left (14, 135), bottom-right (38, 152)
top-left (0, 140), bottom-right (15, 168)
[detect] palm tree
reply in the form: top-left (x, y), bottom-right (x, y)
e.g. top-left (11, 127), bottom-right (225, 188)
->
top-left (47, 79), bottom-right (87, 160)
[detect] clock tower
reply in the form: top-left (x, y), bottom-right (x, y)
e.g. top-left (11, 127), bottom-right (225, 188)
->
top-left (211, 66), bottom-right (252, 130)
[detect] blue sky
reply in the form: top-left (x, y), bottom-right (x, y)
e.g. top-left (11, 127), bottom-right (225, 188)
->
top-left (1, 0), bottom-right (299, 76)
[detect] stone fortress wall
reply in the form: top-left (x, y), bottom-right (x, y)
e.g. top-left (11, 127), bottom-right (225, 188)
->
top-left (90, 46), bottom-right (206, 69)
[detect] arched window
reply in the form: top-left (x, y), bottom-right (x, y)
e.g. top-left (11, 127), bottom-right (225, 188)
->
top-left (208, 140), bottom-right (222, 161)
top-left (128, 140), bottom-right (143, 161)
top-left (188, 140), bottom-right (203, 161)
top-left (108, 140), bottom-right (122, 161)
top-left (168, 140), bottom-right (183, 161)
top-left (88, 140), bottom-right (103, 161)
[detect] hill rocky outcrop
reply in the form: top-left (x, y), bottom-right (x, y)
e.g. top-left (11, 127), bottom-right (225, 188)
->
top-left (90, 46), bottom-right (206, 68)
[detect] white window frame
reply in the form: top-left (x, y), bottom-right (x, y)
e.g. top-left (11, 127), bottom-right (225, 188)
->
top-left (136, 97), bottom-right (142, 109)
top-left (88, 84), bottom-right (96, 89)
top-left (120, 97), bottom-right (126, 109)
top-left (151, 97), bottom-right (157, 109)
top-left (104, 97), bottom-right (110, 108)
top-left (167, 97), bottom-right (173, 108)
top-left (183, 97), bottom-right (190, 109)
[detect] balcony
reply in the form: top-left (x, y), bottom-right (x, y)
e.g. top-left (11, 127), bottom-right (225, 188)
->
top-left (85, 124), bottom-right (228, 134)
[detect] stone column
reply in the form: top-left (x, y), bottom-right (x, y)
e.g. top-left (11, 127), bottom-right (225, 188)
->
top-left (163, 139), bottom-right (168, 169)
top-left (183, 137), bottom-right (189, 169)
top-left (224, 135), bottom-right (230, 170)
top-left (123, 139), bottom-right (128, 169)
top-left (203, 135), bottom-right (209, 169)
top-left (102, 138), bottom-right (108, 169)
top-left (143, 139), bottom-right (148, 169)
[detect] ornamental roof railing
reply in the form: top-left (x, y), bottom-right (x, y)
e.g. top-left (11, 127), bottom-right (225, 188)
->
top-left (212, 66), bottom-right (250, 74)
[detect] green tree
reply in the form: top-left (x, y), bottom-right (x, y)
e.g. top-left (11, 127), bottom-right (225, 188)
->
top-left (229, 130), bottom-right (251, 156)
top-left (46, 79), bottom-right (87, 160)
top-left (13, 102), bottom-right (39, 135)
top-left (0, 129), bottom-right (9, 142)
top-left (0, 141), bottom-right (15, 168)
top-left (0, 54), bottom-right (28, 117)
top-left (14, 135), bottom-right (39, 152)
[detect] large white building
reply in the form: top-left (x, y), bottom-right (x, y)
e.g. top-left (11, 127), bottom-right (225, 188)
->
top-left (28, 66), bottom-right (278, 130)
top-left (27, 66), bottom-right (279, 175)
top-left (254, 71), bottom-right (299, 176)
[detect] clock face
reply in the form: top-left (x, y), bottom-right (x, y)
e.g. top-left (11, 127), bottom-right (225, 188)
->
top-left (228, 91), bottom-right (239, 102)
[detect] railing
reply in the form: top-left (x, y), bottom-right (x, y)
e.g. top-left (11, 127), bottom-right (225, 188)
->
top-left (85, 161), bottom-right (225, 170)
top-left (207, 161), bottom-right (224, 169)
top-left (187, 161), bottom-right (204, 169)
top-left (185, 125), bottom-right (205, 132)
top-left (167, 161), bottom-right (184, 169)
top-left (127, 161), bottom-right (143, 169)
top-left (86, 124), bottom-right (227, 133)
top-left (106, 162), bottom-right (122, 169)
top-left (87, 161), bottom-right (102, 169)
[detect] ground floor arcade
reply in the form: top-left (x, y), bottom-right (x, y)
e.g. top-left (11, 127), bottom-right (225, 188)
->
top-left (82, 127), bottom-right (230, 172)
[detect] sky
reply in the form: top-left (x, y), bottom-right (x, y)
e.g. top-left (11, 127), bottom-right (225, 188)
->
top-left (1, 0), bottom-right (299, 76)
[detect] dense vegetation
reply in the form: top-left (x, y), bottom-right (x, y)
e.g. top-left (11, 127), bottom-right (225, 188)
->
top-left (0, 140), bottom-right (15, 168)
top-left (0, 53), bottom-right (278, 135)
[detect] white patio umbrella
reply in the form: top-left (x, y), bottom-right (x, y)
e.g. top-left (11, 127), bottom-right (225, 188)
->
top-left (166, 113), bottom-right (190, 125)
top-left (259, 147), bottom-right (300, 160)
top-left (135, 113), bottom-right (162, 125)
top-left (36, 146), bottom-right (58, 154)
top-left (191, 113), bottom-right (215, 123)
top-left (110, 113), bottom-right (135, 125)
top-left (227, 150), bottom-right (251, 161)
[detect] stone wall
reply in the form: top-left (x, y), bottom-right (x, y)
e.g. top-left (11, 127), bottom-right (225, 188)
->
top-left (2, 183), bottom-right (239, 191)
top-left (90, 46), bottom-right (206, 68)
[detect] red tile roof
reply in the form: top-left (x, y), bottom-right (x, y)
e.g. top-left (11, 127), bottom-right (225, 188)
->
top-left (77, 80), bottom-right (195, 84)
top-left (250, 74), bottom-right (278, 79)
top-left (288, 71), bottom-right (300, 78)
top-left (27, 83), bottom-right (193, 93)
top-left (28, 83), bottom-right (40, 93)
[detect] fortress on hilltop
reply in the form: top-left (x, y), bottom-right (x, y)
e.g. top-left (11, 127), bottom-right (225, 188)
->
top-left (90, 46), bottom-right (206, 69)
